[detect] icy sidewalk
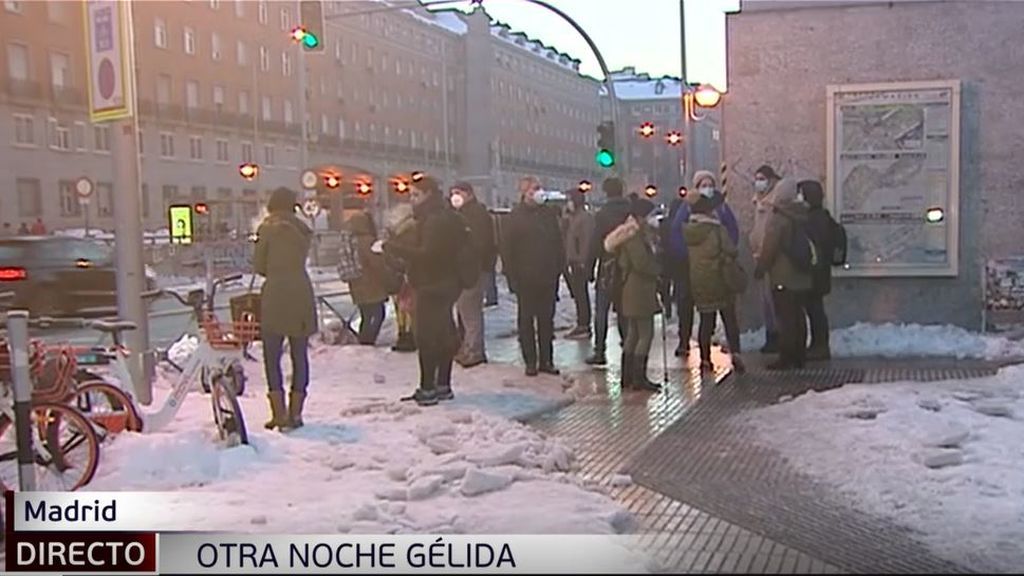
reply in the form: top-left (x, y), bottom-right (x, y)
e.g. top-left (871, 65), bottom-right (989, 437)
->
top-left (738, 364), bottom-right (1024, 573)
top-left (86, 344), bottom-right (637, 537)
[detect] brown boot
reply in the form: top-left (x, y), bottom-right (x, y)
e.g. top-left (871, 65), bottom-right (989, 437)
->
top-left (286, 390), bottom-right (307, 430)
top-left (264, 391), bottom-right (288, 430)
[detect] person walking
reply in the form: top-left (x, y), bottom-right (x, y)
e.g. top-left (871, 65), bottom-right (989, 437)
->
top-left (585, 177), bottom-right (632, 365)
top-left (683, 185), bottom-right (746, 375)
top-left (602, 197), bottom-right (662, 392)
top-left (383, 176), bottom-right (466, 406)
top-left (341, 195), bottom-right (394, 346)
top-left (502, 176), bottom-right (565, 376)
top-left (450, 181), bottom-right (496, 368)
top-left (800, 179), bottom-right (838, 360)
top-left (749, 165), bottom-right (783, 353)
top-left (754, 179), bottom-right (813, 370)
top-left (254, 187), bottom-right (318, 431)
top-left (563, 188), bottom-right (595, 340)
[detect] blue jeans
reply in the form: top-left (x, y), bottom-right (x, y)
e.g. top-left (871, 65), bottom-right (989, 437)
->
top-left (262, 334), bottom-right (309, 395)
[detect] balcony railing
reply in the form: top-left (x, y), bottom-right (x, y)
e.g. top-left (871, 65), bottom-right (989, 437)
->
top-left (51, 85), bottom-right (85, 107)
top-left (3, 77), bottom-right (42, 100)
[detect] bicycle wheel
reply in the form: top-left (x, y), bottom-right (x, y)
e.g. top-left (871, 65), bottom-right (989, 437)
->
top-left (0, 403), bottom-right (101, 491)
top-left (73, 381), bottom-right (144, 435)
top-left (210, 376), bottom-right (249, 447)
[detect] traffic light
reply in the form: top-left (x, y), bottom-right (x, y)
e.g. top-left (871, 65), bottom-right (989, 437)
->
top-left (578, 180), bottom-right (593, 193)
top-left (411, 171), bottom-right (425, 182)
top-left (355, 181), bottom-right (372, 195)
top-left (596, 122), bottom-right (615, 168)
top-left (239, 162), bottom-right (259, 181)
top-left (666, 131), bottom-right (683, 146)
top-left (298, 0), bottom-right (325, 52)
top-left (194, 202), bottom-right (209, 215)
top-left (393, 178), bottom-right (411, 194)
top-left (324, 174), bottom-right (341, 189)
top-left (639, 122), bottom-right (655, 138)
top-left (678, 186), bottom-right (688, 198)
top-left (644, 185), bottom-right (658, 198)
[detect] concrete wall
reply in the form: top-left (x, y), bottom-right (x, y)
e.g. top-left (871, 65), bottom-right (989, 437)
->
top-left (724, 0), bottom-right (1024, 329)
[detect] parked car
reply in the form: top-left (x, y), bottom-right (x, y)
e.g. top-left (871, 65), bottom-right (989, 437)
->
top-left (0, 236), bottom-right (157, 317)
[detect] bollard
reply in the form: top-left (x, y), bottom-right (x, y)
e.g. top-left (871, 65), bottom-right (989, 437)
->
top-left (6, 310), bottom-right (36, 491)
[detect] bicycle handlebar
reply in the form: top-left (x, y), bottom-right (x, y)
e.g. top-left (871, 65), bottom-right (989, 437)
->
top-left (27, 316), bottom-right (90, 330)
top-left (161, 289), bottom-right (193, 309)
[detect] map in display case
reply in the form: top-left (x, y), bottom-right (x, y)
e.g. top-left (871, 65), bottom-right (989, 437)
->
top-left (826, 80), bottom-right (961, 277)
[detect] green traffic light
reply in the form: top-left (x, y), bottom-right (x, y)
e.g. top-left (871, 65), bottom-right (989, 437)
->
top-left (302, 33), bottom-right (319, 49)
top-left (596, 149), bottom-right (615, 168)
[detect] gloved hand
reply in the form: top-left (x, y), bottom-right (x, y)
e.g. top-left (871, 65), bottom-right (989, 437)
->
top-left (371, 240), bottom-right (385, 254)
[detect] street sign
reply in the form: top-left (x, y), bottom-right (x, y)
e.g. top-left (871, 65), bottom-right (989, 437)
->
top-left (84, 1), bottom-right (134, 122)
top-left (168, 205), bottom-right (194, 245)
top-left (302, 199), bottom-right (320, 219)
top-left (301, 170), bottom-right (318, 190)
top-left (75, 177), bottom-right (94, 198)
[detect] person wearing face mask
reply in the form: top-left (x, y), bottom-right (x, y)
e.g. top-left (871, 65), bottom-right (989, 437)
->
top-left (562, 189), bottom-right (595, 340)
top-left (749, 164), bottom-right (783, 354)
top-left (501, 176), bottom-right (566, 376)
top-left (602, 196), bottom-right (662, 392)
top-left (448, 182), bottom-right (496, 368)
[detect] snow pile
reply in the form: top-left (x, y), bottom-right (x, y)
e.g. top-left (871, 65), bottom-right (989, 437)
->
top-left (738, 365), bottom-right (1024, 572)
top-left (738, 323), bottom-right (1024, 360)
top-left (85, 343), bottom-right (621, 534)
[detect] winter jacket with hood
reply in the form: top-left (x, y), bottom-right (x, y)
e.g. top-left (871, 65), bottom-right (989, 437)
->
top-left (755, 179), bottom-right (813, 292)
top-left (587, 197), bottom-right (632, 275)
top-left (603, 216), bottom-right (661, 318)
top-left (343, 210), bottom-right (391, 306)
top-left (383, 193), bottom-right (467, 299)
top-left (501, 201), bottom-right (565, 291)
top-left (750, 177), bottom-right (789, 261)
top-left (564, 206), bottom-right (596, 266)
top-left (667, 191), bottom-right (739, 272)
top-left (459, 197), bottom-right (498, 273)
top-left (801, 183), bottom-right (837, 296)
top-left (254, 212), bottom-right (318, 337)
top-left (683, 213), bottom-right (738, 313)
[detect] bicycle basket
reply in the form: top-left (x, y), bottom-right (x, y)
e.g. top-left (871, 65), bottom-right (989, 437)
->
top-left (200, 313), bottom-right (260, 349)
top-left (229, 292), bottom-right (261, 339)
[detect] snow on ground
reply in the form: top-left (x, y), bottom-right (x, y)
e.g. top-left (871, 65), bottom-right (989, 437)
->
top-left (737, 365), bottom-right (1024, 572)
top-left (85, 342), bottom-right (630, 536)
top-left (738, 323), bottom-right (1024, 360)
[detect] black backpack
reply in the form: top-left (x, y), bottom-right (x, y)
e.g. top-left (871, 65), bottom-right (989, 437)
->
top-left (784, 216), bottom-right (818, 272)
top-left (830, 216), bottom-right (848, 266)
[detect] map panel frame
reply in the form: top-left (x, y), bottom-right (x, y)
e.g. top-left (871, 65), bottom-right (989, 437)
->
top-left (826, 79), bottom-right (961, 278)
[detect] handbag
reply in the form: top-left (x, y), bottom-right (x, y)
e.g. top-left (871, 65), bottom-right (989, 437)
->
top-left (229, 274), bottom-right (262, 341)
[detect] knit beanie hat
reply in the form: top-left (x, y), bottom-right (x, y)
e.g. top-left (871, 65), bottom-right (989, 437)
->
top-left (692, 170), bottom-right (717, 189)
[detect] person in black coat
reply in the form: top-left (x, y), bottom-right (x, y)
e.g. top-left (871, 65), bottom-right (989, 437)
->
top-left (798, 179), bottom-right (836, 360)
top-left (583, 177), bottom-right (632, 365)
top-left (502, 176), bottom-right (565, 376)
top-left (383, 176), bottom-right (469, 406)
top-left (450, 181), bottom-right (497, 368)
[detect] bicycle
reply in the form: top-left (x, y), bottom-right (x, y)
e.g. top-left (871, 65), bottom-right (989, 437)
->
top-left (0, 320), bottom-right (102, 491)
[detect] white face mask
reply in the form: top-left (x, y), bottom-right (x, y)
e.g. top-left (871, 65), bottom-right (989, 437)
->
top-left (699, 186), bottom-right (715, 198)
top-left (754, 180), bottom-right (769, 193)
top-left (450, 194), bottom-right (465, 209)
top-left (531, 190), bottom-right (546, 204)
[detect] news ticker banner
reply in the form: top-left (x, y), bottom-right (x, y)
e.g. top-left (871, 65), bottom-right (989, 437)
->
top-left (4, 491), bottom-right (655, 574)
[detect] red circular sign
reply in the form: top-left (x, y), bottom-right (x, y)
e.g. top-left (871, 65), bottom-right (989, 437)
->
top-left (98, 58), bottom-right (116, 100)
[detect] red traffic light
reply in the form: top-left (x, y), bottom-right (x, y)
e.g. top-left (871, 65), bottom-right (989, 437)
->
top-left (644, 185), bottom-right (658, 198)
top-left (411, 171), bottom-right (425, 182)
top-left (578, 180), bottom-right (593, 193)
top-left (355, 181), bottom-right (373, 195)
top-left (239, 163), bottom-right (259, 181)
top-left (639, 122), bottom-right (655, 138)
top-left (393, 179), bottom-right (410, 194)
top-left (290, 27), bottom-right (307, 43)
top-left (678, 186), bottom-right (688, 198)
top-left (324, 174), bottom-right (341, 189)
top-left (666, 131), bottom-right (683, 146)
top-left (194, 203), bottom-right (209, 215)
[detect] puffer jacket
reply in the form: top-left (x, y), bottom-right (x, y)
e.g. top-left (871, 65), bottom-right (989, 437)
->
top-left (683, 213), bottom-right (737, 313)
top-left (253, 212), bottom-right (318, 337)
top-left (755, 179), bottom-right (813, 292)
top-left (604, 217), bottom-right (661, 318)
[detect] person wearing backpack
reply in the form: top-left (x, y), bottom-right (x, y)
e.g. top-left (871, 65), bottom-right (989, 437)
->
top-left (799, 179), bottom-right (839, 361)
top-left (584, 177), bottom-right (632, 366)
top-left (382, 176), bottom-right (467, 406)
top-left (449, 181), bottom-right (496, 368)
top-left (341, 195), bottom-right (397, 346)
top-left (501, 176), bottom-right (565, 377)
top-left (754, 178), bottom-right (813, 370)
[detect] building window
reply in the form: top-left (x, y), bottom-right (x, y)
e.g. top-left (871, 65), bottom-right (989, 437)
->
top-left (96, 182), bottom-right (113, 217)
top-left (184, 27), bottom-right (196, 55)
top-left (185, 80), bottom-right (199, 109)
top-left (47, 1), bottom-right (66, 22)
top-left (334, 40), bottom-right (342, 61)
top-left (211, 33), bottom-right (222, 61)
top-left (263, 144), bottom-right (275, 166)
top-left (73, 121), bottom-right (86, 150)
top-left (142, 183), bottom-right (151, 218)
top-left (234, 0), bottom-right (244, 18)
top-left (6, 42), bottom-right (28, 81)
top-left (59, 180), bottom-right (81, 217)
top-left (283, 99), bottom-right (294, 124)
top-left (156, 74), bottom-right (171, 104)
top-left (337, 118), bottom-right (346, 139)
top-left (320, 114), bottom-right (328, 134)
top-left (238, 90), bottom-right (250, 115)
top-left (94, 124), bottom-right (110, 152)
top-left (237, 41), bottom-right (247, 66)
top-left (240, 141), bottom-right (253, 163)
top-left (282, 51), bottom-right (292, 77)
top-left (210, 0), bottom-right (220, 9)
top-left (162, 185), bottom-right (179, 213)
top-left (160, 132), bottom-right (175, 158)
top-left (216, 139), bottom-right (229, 162)
top-left (16, 178), bottom-right (41, 218)
top-left (212, 85), bottom-right (224, 107)
top-left (217, 188), bottom-right (235, 217)
top-left (5, 1), bottom-right (23, 14)
top-left (49, 52), bottom-right (69, 90)
top-left (48, 118), bottom-right (70, 151)
top-left (189, 136), bottom-right (203, 160)
top-left (12, 114), bottom-right (34, 146)
top-left (154, 18), bottom-right (167, 48)
top-left (279, 7), bottom-right (290, 31)
top-left (261, 96), bottom-right (271, 121)
top-left (137, 129), bottom-right (144, 154)
top-left (259, 46), bottom-right (270, 71)
top-left (365, 47), bottom-right (374, 68)
top-left (191, 186), bottom-right (207, 201)
top-left (257, 0), bottom-right (267, 24)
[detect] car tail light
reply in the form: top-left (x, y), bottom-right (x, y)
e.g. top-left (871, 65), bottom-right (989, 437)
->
top-left (0, 267), bottom-right (27, 281)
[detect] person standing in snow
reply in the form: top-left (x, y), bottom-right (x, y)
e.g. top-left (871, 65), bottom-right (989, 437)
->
top-left (341, 195), bottom-right (394, 346)
top-left (501, 176), bottom-right (565, 377)
top-left (383, 176), bottom-right (467, 406)
top-left (749, 165), bottom-right (783, 354)
top-left (254, 187), bottom-right (318, 431)
top-left (450, 181), bottom-right (497, 368)
top-left (383, 202), bottom-right (418, 353)
top-left (602, 196), bottom-right (662, 392)
top-left (584, 177), bottom-right (632, 366)
top-left (799, 179), bottom-right (838, 360)
top-left (563, 188), bottom-right (595, 340)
